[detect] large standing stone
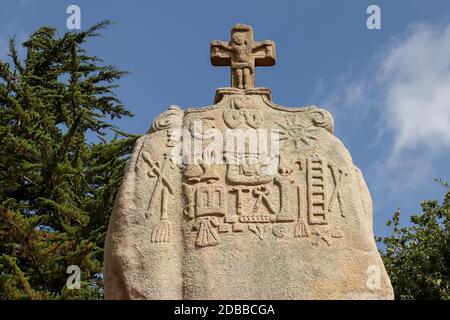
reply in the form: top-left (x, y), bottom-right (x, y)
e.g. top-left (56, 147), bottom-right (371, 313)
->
top-left (103, 24), bottom-right (394, 299)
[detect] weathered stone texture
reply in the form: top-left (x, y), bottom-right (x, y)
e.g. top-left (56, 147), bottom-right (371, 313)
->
top-left (103, 24), bottom-right (394, 300)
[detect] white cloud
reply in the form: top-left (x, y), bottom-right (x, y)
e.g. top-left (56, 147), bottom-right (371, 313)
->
top-left (377, 23), bottom-right (450, 158)
top-left (311, 22), bottom-right (450, 196)
top-left (314, 22), bottom-right (450, 162)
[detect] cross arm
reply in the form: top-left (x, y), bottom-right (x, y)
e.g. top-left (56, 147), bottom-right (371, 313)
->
top-left (210, 40), bottom-right (232, 66)
top-left (252, 40), bottom-right (276, 66)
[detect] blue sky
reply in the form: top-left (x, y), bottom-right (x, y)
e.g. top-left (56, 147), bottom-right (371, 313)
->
top-left (1, 0), bottom-right (450, 237)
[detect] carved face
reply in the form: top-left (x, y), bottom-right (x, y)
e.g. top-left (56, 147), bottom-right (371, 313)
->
top-left (232, 33), bottom-right (245, 46)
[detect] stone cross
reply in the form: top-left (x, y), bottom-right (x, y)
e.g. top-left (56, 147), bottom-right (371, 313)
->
top-left (211, 23), bottom-right (276, 89)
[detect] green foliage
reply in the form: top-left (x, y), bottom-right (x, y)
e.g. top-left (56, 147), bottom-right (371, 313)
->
top-left (378, 180), bottom-right (450, 300)
top-left (0, 21), bottom-right (138, 299)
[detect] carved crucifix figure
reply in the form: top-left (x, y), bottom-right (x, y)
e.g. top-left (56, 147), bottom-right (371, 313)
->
top-left (211, 23), bottom-right (276, 89)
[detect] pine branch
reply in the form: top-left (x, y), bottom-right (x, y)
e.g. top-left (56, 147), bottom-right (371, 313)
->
top-left (0, 161), bottom-right (38, 186)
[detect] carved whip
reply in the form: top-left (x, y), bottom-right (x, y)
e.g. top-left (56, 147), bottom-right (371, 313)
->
top-left (294, 185), bottom-right (310, 238)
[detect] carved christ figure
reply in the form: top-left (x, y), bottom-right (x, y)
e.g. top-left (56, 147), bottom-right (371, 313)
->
top-left (211, 23), bottom-right (276, 89)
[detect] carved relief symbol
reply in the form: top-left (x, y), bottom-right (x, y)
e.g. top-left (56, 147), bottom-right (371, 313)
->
top-left (189, 184), bottom-right (227, 248)
top-left (224, 187), bottom-right (249, 231)
top-left (183, 118), bottom-right (221, 184)
top-left (223, 96), bottom-right (263, 129)
top-left (185, 184), bottom-right (226, 248)
top-left (294, 185), bottom-right (311, 238)
top-left (275, 116), bottom-right (318, 150)
top-left (229, 185), bottom-right (279, 225)
top-left (302, 155), bottom-right (347, 246)
top-left (272, 224), bottom-right (288, 239)
top-left (150, 105), bottom-right (184, 148)
top-left (306, 155), bottom-right (328, 225)
top-left (182, 183), bottom-right (195, 220)
top-left (151, 187), bottom-right (171, 244)
top-left (195, 185), bottom-right (226, 217)
top-left (193, 217), bottom-right (220, 247)
top-left (225, 152), bottom-right (274, 186)
top-left (311, 231), bottom-right (331, 247)
top-left (237, 186), bottom-right (278, 223)
top-left (275, 175), bottom-right (295, 222)
top-left (249, 224), bottom-right (269, 240)
top-left (142, 151), bottom-right (174, 244)
top-left (328, 162), bottom-right (347, 217)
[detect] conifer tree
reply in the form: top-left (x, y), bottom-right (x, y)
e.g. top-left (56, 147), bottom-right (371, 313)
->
top-left (0, 21), bottom-right (138, 299)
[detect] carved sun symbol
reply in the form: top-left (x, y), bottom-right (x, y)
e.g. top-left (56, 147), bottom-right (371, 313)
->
top-left (275, 117), bottom-right (317, 149)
